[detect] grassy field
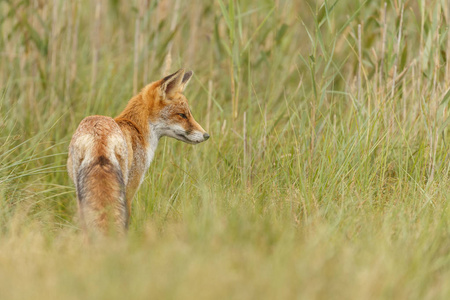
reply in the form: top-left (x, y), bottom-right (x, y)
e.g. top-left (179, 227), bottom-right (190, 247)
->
top-left (1, 0), bottom-right (450, 299)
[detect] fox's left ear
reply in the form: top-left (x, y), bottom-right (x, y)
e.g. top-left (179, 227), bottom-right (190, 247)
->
top-left (179, 70), bottom-right (193, 92)
top-left (160, 69), bottom-right (185, 98)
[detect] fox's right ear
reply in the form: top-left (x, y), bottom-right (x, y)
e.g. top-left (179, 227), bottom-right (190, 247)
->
top-left (179, 70), bottom-right (193, 92)
top-left (160, 69), bottom-right (185, 98)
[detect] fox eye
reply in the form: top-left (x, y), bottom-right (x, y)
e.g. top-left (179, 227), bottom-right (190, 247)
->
top-left (178, 113), bottom-right (188, 119)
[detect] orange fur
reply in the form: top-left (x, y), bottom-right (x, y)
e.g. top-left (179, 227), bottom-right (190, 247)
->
top-left (68, 69), bottom-right (209, 235)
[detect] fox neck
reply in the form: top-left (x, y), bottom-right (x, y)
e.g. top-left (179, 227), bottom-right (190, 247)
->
top-left (115, 85), bottom-right (164, 166)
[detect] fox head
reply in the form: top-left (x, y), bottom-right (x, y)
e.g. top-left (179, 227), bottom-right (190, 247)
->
top-left (146, 69), bottom-right (209, 144)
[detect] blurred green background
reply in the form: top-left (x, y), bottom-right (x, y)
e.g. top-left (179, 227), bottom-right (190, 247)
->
top-left (0, 0), bottom-right (449, 299)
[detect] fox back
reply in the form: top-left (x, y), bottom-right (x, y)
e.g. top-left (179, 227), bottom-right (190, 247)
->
top-left (67, 69), bottom-right (209, 235)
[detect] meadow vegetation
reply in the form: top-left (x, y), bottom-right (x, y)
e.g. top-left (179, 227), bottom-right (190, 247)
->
top-left (0, 0), bottom-right (449, 299)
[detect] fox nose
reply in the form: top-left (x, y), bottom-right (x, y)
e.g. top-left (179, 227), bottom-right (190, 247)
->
top-left (203, 133), bottom-right (210, 140)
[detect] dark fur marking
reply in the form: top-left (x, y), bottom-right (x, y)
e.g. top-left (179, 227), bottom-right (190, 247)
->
top-left (114, 166), bottom-right (128, 228)
top-left (97, 155), bottom-right (109, 166)
top-left (182, 71), bottom-right (193, 83)
top-left (85, 156), bottom-right (114, 176)
top-left (163, 70), bottom-right (180, 82)
top-left (76, 168), bottom-right (86, 203)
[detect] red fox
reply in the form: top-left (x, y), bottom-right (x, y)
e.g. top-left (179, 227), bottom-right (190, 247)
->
top-left (67, 69), bottom-right (209, 234)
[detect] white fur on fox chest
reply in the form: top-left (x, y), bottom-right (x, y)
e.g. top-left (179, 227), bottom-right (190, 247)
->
top-left (145, 126), bottom-right (159, 171)
top-left (125, 126), bottom-right (160, 188)
top-left (145, 129), bottom-right (159, 170)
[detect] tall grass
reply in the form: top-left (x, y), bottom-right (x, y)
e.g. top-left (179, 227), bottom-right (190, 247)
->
top-left (0, 0), bottom-right (449, 299)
